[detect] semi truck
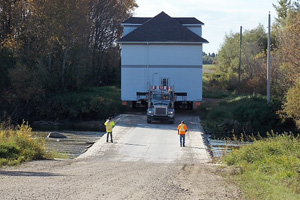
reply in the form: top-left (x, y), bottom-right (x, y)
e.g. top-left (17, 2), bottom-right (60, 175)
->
top-left (146, 85), bottom-right (175, 124)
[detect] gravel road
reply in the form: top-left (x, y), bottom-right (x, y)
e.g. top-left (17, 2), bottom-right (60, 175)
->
top-left (0, 113), bottom-right (242, 199)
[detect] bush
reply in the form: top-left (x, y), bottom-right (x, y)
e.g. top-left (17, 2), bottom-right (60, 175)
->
top-left (0, 121), bottom-right (47, 167)
top-left (203, 73), bottom-right (239, 95)
top-left (202, 94), bottom-right (282, 137)
top-left (37, 86), bottom-right (123, 120)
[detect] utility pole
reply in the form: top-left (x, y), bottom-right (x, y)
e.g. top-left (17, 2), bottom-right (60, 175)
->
top-left (239, 26), bottom-right (242, 82)
top-left (267, 12), bottom-right (271, 103)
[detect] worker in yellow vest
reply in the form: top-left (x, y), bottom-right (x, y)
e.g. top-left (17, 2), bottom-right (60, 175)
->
top-left (104, 117), bottom-right (115, 143)
top-left (177, 120), bottom-right (188, 147)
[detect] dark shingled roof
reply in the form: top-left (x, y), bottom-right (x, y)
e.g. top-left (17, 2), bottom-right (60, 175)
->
top-left (122, 16), bottom-right (204, 25)
top-left (118, 12), bottom-right (208, 43)
top-left (173, 17), bottom-right (204, 25)
top-left (122, 17), bottom-right (151, 24)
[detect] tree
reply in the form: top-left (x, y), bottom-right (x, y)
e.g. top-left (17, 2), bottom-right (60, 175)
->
top-left (273, 0), bottom-right (292, 26)
top-left (217, 32), bottom-right (240, 73)
top-left (0, 0), bottom-right (138, 121)
top-left (283, 77), bottom-right (300, 128)
top-left (276, 8), bottom-right (300, 91)
top-left (88, 0), bottom-right (137, 85)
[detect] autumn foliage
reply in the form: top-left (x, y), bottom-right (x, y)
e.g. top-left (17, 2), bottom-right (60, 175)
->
top-left (0, 0), bottom-right (137, 122)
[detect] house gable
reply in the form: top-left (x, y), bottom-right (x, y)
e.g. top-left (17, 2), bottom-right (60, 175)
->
top-left (118, 12), bottom-right (208, 44)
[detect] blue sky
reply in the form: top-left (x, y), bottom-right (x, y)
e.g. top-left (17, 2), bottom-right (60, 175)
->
top-left (134, 0), bottom-right (279, 54)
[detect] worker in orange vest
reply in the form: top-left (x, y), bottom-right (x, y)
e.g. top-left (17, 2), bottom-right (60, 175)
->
top-left (104, 117), bottom-right (115, 143)
top-left (177, 120), bottom-right (188, 147)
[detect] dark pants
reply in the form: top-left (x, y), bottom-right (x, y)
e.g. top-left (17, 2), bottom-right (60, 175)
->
top-left (179, 134), bottom-right (185, 147)
top-left (106, 132), bottom-right (113, 142)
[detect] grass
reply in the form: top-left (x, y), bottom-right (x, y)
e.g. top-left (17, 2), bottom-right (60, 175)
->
top-left (0, 121), bottom-right (51, 167)
top-left (203, 64), bottom-right (217, 74)
top-left (222, 133), bottom-right (300, 199)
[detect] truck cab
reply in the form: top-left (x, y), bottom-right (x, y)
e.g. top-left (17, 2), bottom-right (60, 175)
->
top-left (147, 86), bottom-right (175, 124)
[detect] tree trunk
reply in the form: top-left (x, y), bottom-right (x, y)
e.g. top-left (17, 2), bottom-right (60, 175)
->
top-left (48, 53), bottom-right (52, 71)
top-left (61, 48), bottom-right (69, 91)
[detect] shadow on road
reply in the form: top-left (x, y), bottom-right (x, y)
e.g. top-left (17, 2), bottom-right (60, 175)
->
top-left (0, 171), bottom-right (61, 177)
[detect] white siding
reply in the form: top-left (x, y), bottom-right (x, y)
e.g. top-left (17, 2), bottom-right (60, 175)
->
top-left (185, 26), bottom-right (202, 37)
top-left (122, 44), bottom-right (203, 66)
top-left (121, 44), bottom-right (203, 102)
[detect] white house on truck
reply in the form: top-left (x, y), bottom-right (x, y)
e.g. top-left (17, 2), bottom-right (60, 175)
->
top-left (117, 12), bottom-right (208, 109)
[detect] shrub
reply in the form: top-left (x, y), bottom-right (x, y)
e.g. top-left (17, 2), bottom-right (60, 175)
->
top-left (37, 86), bottom-right (123, 120)
top-left (202, 94), bottom-right (282, 137)
top-left (0, 121), bottom-right (47, 167)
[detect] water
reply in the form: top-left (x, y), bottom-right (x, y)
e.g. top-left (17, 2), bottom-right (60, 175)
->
top-left (208, 138), bottom-right (251, 157)
top-left (33, 130), bottom-right (105, 159)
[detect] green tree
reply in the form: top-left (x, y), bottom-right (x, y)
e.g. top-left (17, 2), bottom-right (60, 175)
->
top-left (273, 0), bottom-right (292, 25)
top-left (217, 32), bottom-right (240, 73)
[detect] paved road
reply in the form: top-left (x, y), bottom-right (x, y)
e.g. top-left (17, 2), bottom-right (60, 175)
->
top-left (79, 113), bottom-right (211, 163)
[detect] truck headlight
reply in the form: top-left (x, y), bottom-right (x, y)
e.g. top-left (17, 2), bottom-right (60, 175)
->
top-left (168, 111), bottom-right (174, 115)
top-left (148, 110), bottom-right (153, 114)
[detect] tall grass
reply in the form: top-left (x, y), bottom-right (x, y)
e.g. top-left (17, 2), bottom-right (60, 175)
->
top-left (0, 121), bottom-right (49, 167)
top-left (222, 133), bottom-right (300, 199)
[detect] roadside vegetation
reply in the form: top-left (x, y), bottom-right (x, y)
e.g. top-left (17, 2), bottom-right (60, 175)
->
top-left (0, 121), bottom-right (51, 167)
top-left (37, 86), bottom-right (123, 121)
top-left (201, 1), bottom-right (300, 199)
top-left (222, 134), bottom-right (300, 199)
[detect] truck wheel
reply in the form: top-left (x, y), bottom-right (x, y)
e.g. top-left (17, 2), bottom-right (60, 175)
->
top-left (147, 119), bottom-right (151, 124)
top-left (132, 101), bottom-right (137, 108)
top-left (169, 120), bottom-right (174, 124)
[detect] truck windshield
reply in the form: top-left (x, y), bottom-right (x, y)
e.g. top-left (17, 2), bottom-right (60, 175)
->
top-left (153, 94), bottom-right (170, 100)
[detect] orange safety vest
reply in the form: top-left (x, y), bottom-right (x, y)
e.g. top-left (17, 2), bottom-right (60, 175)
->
top-left (177, 123), bottom-right (187, 135)
top-left (104, 120), bottom-right (115, 132)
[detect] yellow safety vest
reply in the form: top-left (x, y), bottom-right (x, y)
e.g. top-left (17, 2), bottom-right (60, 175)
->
top-left (104, 120), bottom-right (115, 132)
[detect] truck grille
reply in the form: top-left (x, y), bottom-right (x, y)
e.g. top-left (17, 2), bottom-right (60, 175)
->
top-left (155, 107), bottom-right (167, 115)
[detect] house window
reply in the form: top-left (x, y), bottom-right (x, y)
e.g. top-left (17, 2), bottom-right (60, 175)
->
top-left (161, 78), bottom-right (169, 86)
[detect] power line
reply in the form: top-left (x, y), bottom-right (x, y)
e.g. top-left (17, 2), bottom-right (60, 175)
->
top-left (241, 26), bottom-right (266, 45)
top-left (243, 34), bottom-right (266, 45)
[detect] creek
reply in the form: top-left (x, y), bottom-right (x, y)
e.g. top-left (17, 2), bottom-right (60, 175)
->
top-left (208, 137), bottom-right (252, 157)
top-left (32, 124), bottom-right (105, 159)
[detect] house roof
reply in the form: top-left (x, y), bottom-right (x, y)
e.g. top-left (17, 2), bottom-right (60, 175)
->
top-left (118, 12), bottom-right (208, 44)
top-left (122, 16), bottom-right (204, 25)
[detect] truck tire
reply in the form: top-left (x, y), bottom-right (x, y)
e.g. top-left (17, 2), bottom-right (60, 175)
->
top-left (147, 118), bottom-right (151, 124)
top-left (132, 101), bottom-right (137, 108)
